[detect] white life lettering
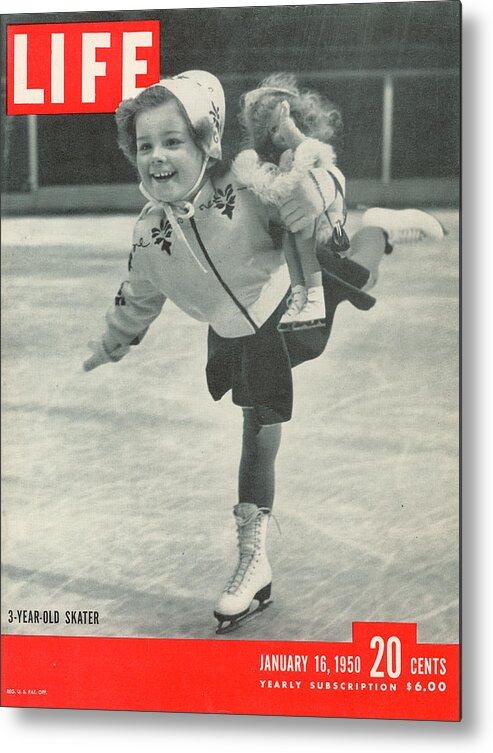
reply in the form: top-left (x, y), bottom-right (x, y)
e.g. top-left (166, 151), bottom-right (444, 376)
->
top-left (81, 32), bottom-right (111, 103)
top-left (13, 34), bottom-right (44, 104)
top-left (121, 31), bottom-right (153, 98)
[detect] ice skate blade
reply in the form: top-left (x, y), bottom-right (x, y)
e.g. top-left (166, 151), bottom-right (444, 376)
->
top-left (215, 599), bottom-right (273, 635)
top-left (277, 318), bottom-right (326, 332)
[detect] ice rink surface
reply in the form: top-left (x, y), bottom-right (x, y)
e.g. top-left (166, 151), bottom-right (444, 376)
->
top-left (1, 208), bottom-right (459, 643)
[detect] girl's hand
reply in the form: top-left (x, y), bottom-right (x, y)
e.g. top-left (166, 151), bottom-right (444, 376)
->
top-left (278, 149), bottom-right (295, 172)
top-left (83, 339), bottom-right (129, 372)
top-left (278, 169), bottom-right (336, 233)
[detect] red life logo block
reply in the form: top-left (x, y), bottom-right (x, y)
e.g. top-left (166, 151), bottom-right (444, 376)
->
top-left (6, 20), bottom-right (161, 114)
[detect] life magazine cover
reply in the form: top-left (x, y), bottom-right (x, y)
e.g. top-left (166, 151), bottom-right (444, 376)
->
top-left (1, 1), bottom-right (460, 720)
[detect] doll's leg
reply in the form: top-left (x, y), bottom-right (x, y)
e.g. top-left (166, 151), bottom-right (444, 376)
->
top-left (295, 230), bottom-right (322, 289)
top-left (277, 234), bottom-right (309, 330)
top-left (283, 227), bottom-right (322, 288)
top-left (283, 232), bottom-right (305, 288)
top-left (278, 230), bottom-right (325, 331)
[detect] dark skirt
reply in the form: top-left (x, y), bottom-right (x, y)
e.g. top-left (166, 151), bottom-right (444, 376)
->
top-left (206, 253), bottom-right (375, 425)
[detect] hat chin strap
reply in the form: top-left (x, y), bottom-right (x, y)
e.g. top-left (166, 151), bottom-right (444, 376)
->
top-left (181, 155), bottom-right (210, 205)
top-left (139, 155), bottom-right (211, 273)
top-left (139, 155), bottom-right (209, 212)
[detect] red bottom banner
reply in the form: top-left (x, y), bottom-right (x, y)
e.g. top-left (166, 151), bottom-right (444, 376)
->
top-left (1, 622), bottom-right (460, 720)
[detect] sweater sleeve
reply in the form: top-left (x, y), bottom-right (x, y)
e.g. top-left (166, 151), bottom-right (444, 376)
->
top-left (102, 276), bottom-right (167, 353)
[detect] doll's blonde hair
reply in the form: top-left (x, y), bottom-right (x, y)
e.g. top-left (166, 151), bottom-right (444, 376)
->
top-left (239, 73), bottom-right (343, 163)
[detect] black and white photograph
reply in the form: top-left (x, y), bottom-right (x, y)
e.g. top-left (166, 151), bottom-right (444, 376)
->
top-left (0, 0), bottom-right (466, 729)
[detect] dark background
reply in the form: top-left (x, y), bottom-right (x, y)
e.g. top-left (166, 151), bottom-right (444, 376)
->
top-left (1, 2), bottom-right (460, 192)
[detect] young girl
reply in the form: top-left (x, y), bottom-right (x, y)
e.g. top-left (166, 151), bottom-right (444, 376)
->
top-left (83, 70), bottom-right (440, 633)
top-left (232, 74), bottom-right (344, 331)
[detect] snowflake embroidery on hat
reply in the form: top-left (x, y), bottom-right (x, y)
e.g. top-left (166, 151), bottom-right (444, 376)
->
top-left (209, 101), bottom-right (220, 131)
top-left (199, 184), bottom-right (236, 220)
top-left (151, 219), bottom-right (173, 254)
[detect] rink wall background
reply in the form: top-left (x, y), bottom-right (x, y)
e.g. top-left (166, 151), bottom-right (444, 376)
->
top-left (1, 3), bottom-right (460, 213)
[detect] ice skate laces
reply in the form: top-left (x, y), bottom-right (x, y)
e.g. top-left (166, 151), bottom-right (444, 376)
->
top-left (225, 508), bottom-right (279, 595)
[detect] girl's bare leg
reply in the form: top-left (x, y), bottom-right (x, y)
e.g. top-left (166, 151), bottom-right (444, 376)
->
top-left (238, 408), bottom-right (282, 511)
top-left (348, 226), bottom-right (389, 289)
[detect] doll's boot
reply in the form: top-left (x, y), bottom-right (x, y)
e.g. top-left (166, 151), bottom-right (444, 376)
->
top-left (361, 208), bottom-right (445, 244)
top-left (278, 285), bottom-right (326, 331)
top-left (214, 503), bottom-right (272, 628)
top-left (277, 285), bottom-right (307, 331)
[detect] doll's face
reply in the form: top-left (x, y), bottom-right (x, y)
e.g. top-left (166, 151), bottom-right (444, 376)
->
top-left (135, 100), bottom-right (205, 202)
top-left (267, 100), bottom-right (303, 151)
top-left (267, 100), bottom-right (288, 149)
top-left (249, 96), bottom-right (299, 158)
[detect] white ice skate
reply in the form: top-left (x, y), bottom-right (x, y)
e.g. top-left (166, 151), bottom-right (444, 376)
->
top-left (361, 208), bottom-right (445, 244)
top-left (214, 503), bottom-right (273, 634)
top-left (277, 285), bottom-right (326, 332)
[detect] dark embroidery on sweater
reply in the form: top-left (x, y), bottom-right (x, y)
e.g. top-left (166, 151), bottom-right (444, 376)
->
top-left (151, 219), bottom-right (173, 254)
top-left (115, 283), bottom-right (127, 306)
top-left (199, 184), bottom-right (236, 220)
top-left (128, 237), bottom-right (150, 271)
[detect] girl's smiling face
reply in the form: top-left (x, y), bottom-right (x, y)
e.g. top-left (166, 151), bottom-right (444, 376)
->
top-left (135, 100), bottom-right (205, 203)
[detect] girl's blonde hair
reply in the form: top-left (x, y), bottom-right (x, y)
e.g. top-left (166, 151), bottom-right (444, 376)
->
top-left (239, 73), bottom-right (343, 163)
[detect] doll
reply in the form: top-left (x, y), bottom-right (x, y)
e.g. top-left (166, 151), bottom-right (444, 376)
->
top-left (232, 75), bottom-right (343, 331)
